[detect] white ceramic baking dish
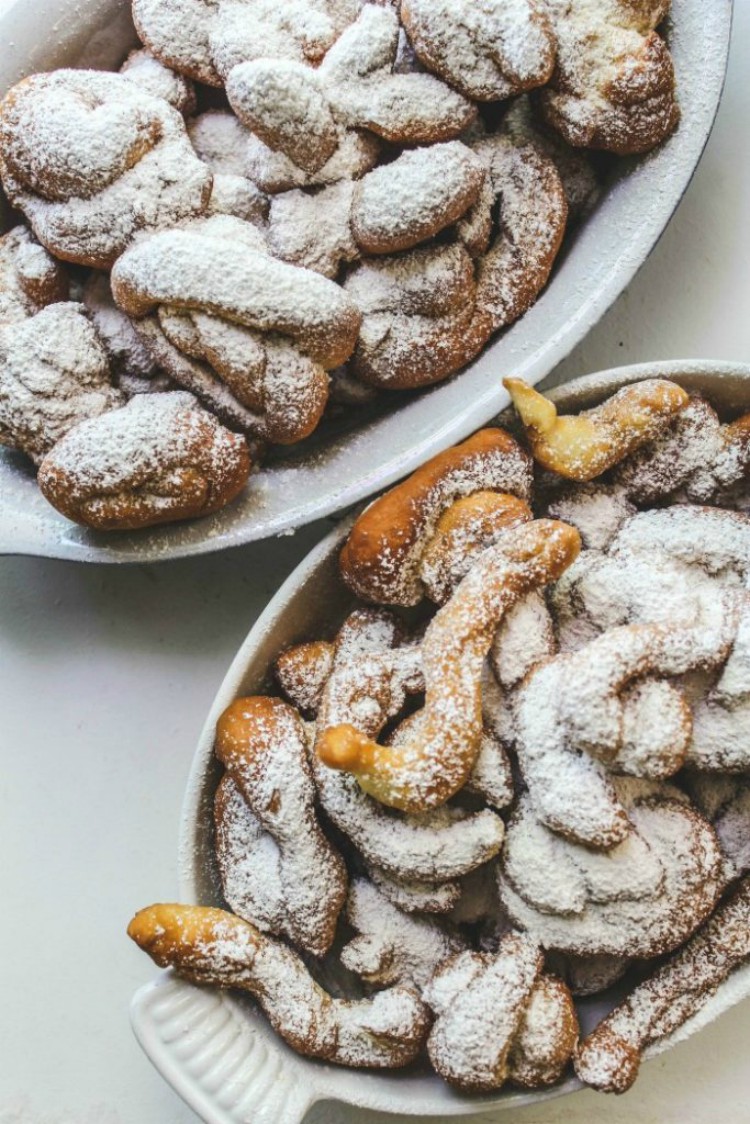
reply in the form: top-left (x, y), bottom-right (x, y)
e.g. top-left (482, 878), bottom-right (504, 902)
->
top-left (0, 0), bottom-right (733, 563)
top-left (131, 359), bottom-right (750, 1123)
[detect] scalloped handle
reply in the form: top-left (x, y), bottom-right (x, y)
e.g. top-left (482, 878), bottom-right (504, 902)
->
top-left (131, 975), bottom-right (320, 1124)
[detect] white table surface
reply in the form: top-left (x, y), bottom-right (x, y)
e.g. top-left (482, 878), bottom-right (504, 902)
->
top-left (2, 7), bottom-right (750, 1124)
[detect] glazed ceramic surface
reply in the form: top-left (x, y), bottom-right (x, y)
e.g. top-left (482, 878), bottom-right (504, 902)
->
top-left (132, 360), bottom-right (750, 1122)
top-left (0, 0), bottom-right (733, 562)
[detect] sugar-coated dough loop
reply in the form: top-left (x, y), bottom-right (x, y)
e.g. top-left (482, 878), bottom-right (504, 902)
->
top-left (0, 302), bottom-right (122, 465)
top-left (498, 781), bottom-right (723, 958)
top-left (340, 427), bottom-right (533, 606)
top-left (214, 696), bottom-right (347, 957)
top-left (424, 934), bottom-right (578, 1092)
top-left (0, 225), bottom-right (68, 327)
top-left (539, 0), bottom-right (679, 155)
top-left (515, 614), bottom-right (737, 848)
top-left (82, 272), bottom-right (167, 394)
top-left (505, 377), bottom-right (689, 481)
top-left (111, 215), bottom-right (360, 442)
top-left (0, 70), bottom-right (211, 268)
top-left (128, 903), bottom-right (430, 1068)
top-left (318, 520), bottom-right (580, 812)
top-left (341, 879), bottom-right (464, 990)
top-left (575, 877), bottom-right (750, 1093)
top-left (401, 0), bottom-right (555, 101)
top-left (37, 391), bottom-right (250, 530)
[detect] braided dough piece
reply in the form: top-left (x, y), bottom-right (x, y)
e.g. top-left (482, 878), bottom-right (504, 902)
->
top-left (0, 225), bottom-right (68, 327)
top-left (128, 903), bottom-right (430, 1068)
top-left (365, 865), bottom-right (462, 915)
top-left (215, 695), bottom-right (347, 957)
top-left (341, 879), bottom-right (464, 991)
top-left (0, 302), bottom-right (122, 464)
top-left (400, 0), bottom-right (555, 101)
top-left (134, 0), bottom-right (364, 86)
top-left (225, 6), bottom-right (475, 176)
top-left (0, 70), bottom-right (211, 268)
top-left (340, 427), bottom-right (533, 605)
top-left (318, 519), bottom-right (581, 812)
top-left (120, 48), bottom-right (197, 116)
top-left (575, 877), bottom-right (750, 1093)
top-left (37, 391), bottom-right (250, 530)
top-left (539, 0), bottom-right (679, 156)
top-left (424, 936), bottom-right (578, 1092)
top-left (112, 215), bottom-right (359, 443)
top-left (498, 781), bottom-right (724, 958)
top-left (515, 614), bottom-right (737, 849)
top-left (505, 377), bottom-right (689, 481)
top-left (275, 640), bottom-right (335, 713)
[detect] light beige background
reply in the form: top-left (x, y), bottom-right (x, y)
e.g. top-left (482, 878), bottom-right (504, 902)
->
top-left (1, 5), bottom-right (749, 1124)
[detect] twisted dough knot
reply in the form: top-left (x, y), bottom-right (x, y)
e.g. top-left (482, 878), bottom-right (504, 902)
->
top-left (111, 215), bottom-right (361, 443)
top-left (0, 226), bottom-right (68, 327)
top-left (0, 71), bottom-right (211, 268)
top-left (575, 877), bottom-right (750, 1093)
top-left (268, 141), bottom-right (486, 278)
top-left (300, 611), bottom-right (506, 883)
top-left (424, 934), bottom-right (579, 1092)
top-left (128, 903), bottom-right (430, 1068)
top-left (0, 302), bottom-right (122, 465)
top-left (37, 392), bottom-right (250, 531)
top-left (341, 879), bottom-right (465, 991)
top-left (401, 0), bottom-right (555, 102)
top-left (226, 6), bottom-right (475, 177)
top-left (539, 0), bottom-right (679, 155)
top-left (515, 607), bottom-right (739, 850)
top-left (318, 518), bottom-right (581, 812)
top-left (340, 428), bottom-right (533, 606)
top-left (505, 376), bottom-right (690, 481)
top-left (342, 132), bottom-right (567, 388)
top-left (498, 780), bottom-right (724, 959)
top-left (214, 695), bottom-right (347, 957)
top-left (133, 0), bottom-right (363, 88)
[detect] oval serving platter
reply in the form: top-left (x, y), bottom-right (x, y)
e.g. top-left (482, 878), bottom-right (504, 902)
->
top-left (0, 0), bottom-right (733, 563)
top-left (131, 359), bottom-right (750, 1124)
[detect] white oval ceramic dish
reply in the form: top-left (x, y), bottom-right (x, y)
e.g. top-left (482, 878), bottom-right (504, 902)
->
top-left (0, 0), bottom-right (733, 563)
top-left (131, 359), bottom-right (750, 1124)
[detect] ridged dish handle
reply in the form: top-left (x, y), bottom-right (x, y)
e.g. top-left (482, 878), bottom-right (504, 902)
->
top-left (131, 975), bottom-right (320, 1124)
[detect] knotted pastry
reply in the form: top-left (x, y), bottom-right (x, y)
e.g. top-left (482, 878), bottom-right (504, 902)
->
top-left (0, 302), bottom-right (122, 464)
top-left (539, 0), bottom-right (679, 155)
top-left (400, 0), bottom-right (555, 102)
top-left (341, 879), bottom-right (464, 991)
top-left (364, 865), bottom-right (462, 916)
top-left (575, 877), bottom-right (750, 1093)
top-left (132, 0), bottom-right (363, 88)
top-left (119, 47), bottom-right (197, 116)
top-left (340, 427), bottom-right (533, 605)
top-left (343, 132), bottom-right (567, 389)
top-left (505, 377), bottom-right (690, 481)
top-left (187, 111), bottom-right (273, 223)
top-left (226, 5), bottom-right (475, 178)
top-left (0, 70), bottom-right (212, 268)
top-left (37, 392), bottom-right (250, 530)
top-left (214, 695), bottom-right (347, 957)
top-left (318, 519), bottom-right (580, 812)
top-left (268, 141), bottom-right (486, 277)
top-left (683, 774), bottom-right (750, 881)
top-left (424, 934), bottom-right (578, 1092)
top-left (515, 612), bottom-right (738, 849)
top-left (0, 225), bottom-right (68, 326)
top-left (111, 215), bottom-right (360, 442)
top-left (128, 903), bottom-right (430, 1068)
top-left (498, 780), bottom-right (724, 958)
